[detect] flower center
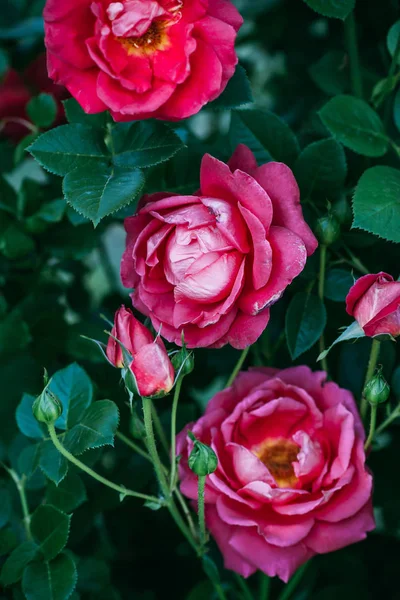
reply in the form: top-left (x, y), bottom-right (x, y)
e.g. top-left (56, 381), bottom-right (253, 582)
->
top-left (117, 21), bottom-right (168, 54)
top-left (254, 438), bottom-right (299, 488)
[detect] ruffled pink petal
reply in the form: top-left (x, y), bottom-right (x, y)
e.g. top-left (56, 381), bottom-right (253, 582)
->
top-left (239, 226), bottom-right (307, 316)
top-left (152, 22), bottom-right (197, 84)
top-left (238, 204), bottom-right (272, 290)
top-left (207, 0), bottom-right (244, 32)
top-left (229, 528), bottom-right (313, 583)
top-left (44, 0), bottom-right (92, 21)
top-left (131, 342), bottom-right (174, 396)
top-left (305, 500), bottom-right (375, 554)
top-left (217, 309), bottom-right (271, 349)
top-left (254, 162), bottom-right (318, 256)
top-left (200, 197), bottom-right (250, 253)
top-left (206, 370), bottom-right (275, 415)
top-left (228, 144), bottom-right (258, 174)
top-left (364, 308), bottom-right (400, 337)
top-left (158, 38), bottom-right (223, 119)
top-left (45, 15), bottom-right (94, 70)
top-left (323, 404), bottom-right (355, 481)
top-left (193, 16), bottom-right (238, 84)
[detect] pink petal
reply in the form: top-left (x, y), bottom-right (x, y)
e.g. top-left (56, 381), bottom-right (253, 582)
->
top-left (201, 197), bottom-right (250, 253)
top-left (207, 0), bottom-right (244, 31)
top-left (238, 204), bottom-right (272, 290)
top-left (216, 309), bottom-right (271, 349)
top-left (131, 342), bottom-right (174, 396)
top-left (193, 16), bottom-right (238, 84)
top-left (152, 21), bottom-right (197, 84)
top-left (228, 144), bottom-right (258, 173)
top-left (345, 273), bottom-right (385, 316)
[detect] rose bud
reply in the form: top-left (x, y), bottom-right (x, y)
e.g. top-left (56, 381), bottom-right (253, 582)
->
top-left (43, 0), bottom-right (243, 121)
top-left (364, 369), bottom-right (390, 405)
top-left (121, 144), bottom-right (317, 349)
top-left (346, 272), bottom-right (400, 337)
top-left (188, 432), bottom-right (218, 476)
top-left (106, 306), bottom-right (175, 398)
top-left (315, 213), bottom-right (341, 246)
top-left (32, 383), bottom-right (63, 425)
top-left (177, 367), bottom-right (374, 582)
top-left (171, 341), bottom-right (194, 377)
top-left (332, 196), bottom-right (352, 227)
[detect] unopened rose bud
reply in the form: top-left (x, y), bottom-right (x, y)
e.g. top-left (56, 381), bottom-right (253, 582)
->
top-left (364, 369), bottom-right (390, 405)
top-left (315, 214), bottom-right (341, 246)
top-left (171, 345), bottom-right (194, 377)
top-left (32, 385), bottom-right (62, 424)
top-left (188, 432), bottom-right (218, 476)
top-left (332, 196), bottom-right (352, 227)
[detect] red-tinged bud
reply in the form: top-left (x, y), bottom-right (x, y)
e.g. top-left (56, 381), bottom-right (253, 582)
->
top-left (106, 305), bottom-right (175, 398)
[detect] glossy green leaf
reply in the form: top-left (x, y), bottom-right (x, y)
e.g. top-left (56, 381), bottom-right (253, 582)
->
top-left (309, 51), bottom-right (349, 96)
top-left (352, 166), bottom-right (400, 242)
top-left (319, 95), bottom-right (389, 157)
top-left (286, 293), bottom-right (327, 359)
top-left (325, 269), bottom-right (354, 301)
top-left (27, 94), bottom-right (57, 129)
top-left (22, 552), bottom-right (77, 600)
top-left (387, 20), bottom-right (400, 65)
top-left (31, 505), bottom-right (71, 561)
top-left (49, 363), bottom-right (93, 431)
top-left (303, 0), bottom-right (355, 19)
top-left (0, 541), bottom-right (38, 586)
top-left (211, 64), bottom-right (253, 110)
top-left (318, 320), bottom-right (365, 361)
top-left (39, 440), bottom-right (69, 485)
top-left (63, 99), bottom-right (109, 128)
top-left (294, 138), bottom-right (347, 195)
top-left (64, 400), bottom-right (119, 455)
top-left (229, 109), bottom-right (300, 166)
top-left (0, 488), bottom-right (11, 528)
top-left (0, 528), bottom-right (18, 557)
top-left (63, 161), bottom-right (145, 225)
top-left (46, 472), bottom-right (87, 513)
top-left (16, 393), bottom-right (44, 439)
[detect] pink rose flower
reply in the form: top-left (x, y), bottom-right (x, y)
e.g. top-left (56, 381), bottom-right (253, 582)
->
top-left (121, 145), bottom-right (317, 349)
top-left (346, 272), bottom-right (400, 337)
top-left (106, 305), bottom-right (175, 397)
top-left (43, 0), bottom-right (242, 121)
top-left (177, 367), bottom-right (374, 582)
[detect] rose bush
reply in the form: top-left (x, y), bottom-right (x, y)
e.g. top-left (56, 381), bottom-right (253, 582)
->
top-left (346, 272), bottom-right (400, 337)
top-left (43, 0), bottom-right (242, 121)
top-left (177, 367), bottom-right (374, 582)
top-left (106, 305), bottom-right (175, 396)
top-left (121, 144), bottom-right (317, 349)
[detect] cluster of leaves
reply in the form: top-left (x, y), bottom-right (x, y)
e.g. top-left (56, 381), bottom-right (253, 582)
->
top-left (1, 0), bottom-right (400, 599)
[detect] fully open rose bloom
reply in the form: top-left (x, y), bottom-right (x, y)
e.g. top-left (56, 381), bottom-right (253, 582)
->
top-left (177, 367), bottom-right (374, 581)
top-left (43, 0), bottom-right (242, 121)
top-left (106, 305), bottom-right (174, 396)
top-left (121, 144), bottom-right (317, 349)
top-left (346, 272), bottom-right (400, 337)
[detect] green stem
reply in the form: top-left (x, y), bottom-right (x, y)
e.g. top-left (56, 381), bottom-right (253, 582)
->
top-left (259, 573), bottom-right (271, 600)
top-left (170, 376), bottom-right (183, 490)
top-left (47, 423), bottom-right (158, 504)
top-left (344, 11), bottom-right (363, 99)
top-left (8, 470), bottom-right (32, 541)
top-left (375, 404), bottom-right (400, 436)
top-left (116, 431), bottom-right (151, 463)
top-left (151, 402), bottom-right (170, 456)
top-left (364, 403), bottom-right (378, 451)
top-left (198, 475), bottom-right (207, 551)
top-left (384, 33), bottom-right (400, 127)
top-left (361, 339), bottom-right (381, 420)
top-left (226, 346), bottom-right (250, 388)
top-left (234, 573), bottom-right (254, 600)
top-left (214, 583), bottom-right (228, 600)
top-left (142, 398), bottom-right (170, 496)
top-left (277, 562), bottom-right (309, 600)
top-left (174, 488), bottom-right (198, 541)
top-left (318, 245), bottom-right (328, 374)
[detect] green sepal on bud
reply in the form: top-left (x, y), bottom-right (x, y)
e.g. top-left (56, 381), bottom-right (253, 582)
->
top-left (315, 213), bottom-right (341, 246)
top-left (32, 377), bottom-right (63, 424)
top-left (187, 431), bottom-right (218, 476)
top-left (332, 196), bottom-right (352, 227)
top-left (363, 367), bottom-right (390, 405)
top-left (171, 337), bottom-right (194, 378)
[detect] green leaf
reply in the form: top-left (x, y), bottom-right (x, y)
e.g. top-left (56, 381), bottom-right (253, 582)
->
top-left (64, 400), bottom-right (119, 455)
top-left (211, 64), bottom-right (253, 110)
top-left (202, 555), bottom-right (220, 585)
top-left (394, 87), bottom-right (400, 133)
top-left (14, 133), bottom-right (41, 166)
top-left (229, 109), bottom-right (300, 166)
top-left (0, 541), bottom-right (38, 586)
top-left (18, 444), bottom-right (42, 480)
top-left (294, 138), bottom-right (347, 196)
top-left (0, 528), bottom-right (18, 557)
top-left (286, 293), bottom-right (327, 359)
top-left (317, 320), bottom-right (365, 361)
top-left (31, 505), bottom-right (71, 561)
top-left (111, 121), bottom-right (185, 169)
top-left (28, 125), bottom-right (108, 176)
top-left (16, 393), bottom-right (44, 439)
top-left (309, 51), bottom-right (349, 96)
top-left (27, 94), bottom-right (57, 129)
top-left (318, 95), bottom-right (389, 157)
top-left (0, 488), bottom-right (11, 528)
top-left (63, 99), bottom-right (109, 128)
top-left (39, 440), bottom-right (68, 485)
top-left (325, 269), bottom-right (354, 302)
top-left (0, 220), bottom-right (35, 259)
top-left (46, 472), bottom-right (87, 513)
top-left (0, 311), bottom-right (31, 355)
top-left (0, 175), bottom-right (18, 215)
top-left (352, 166), bottom-right (400, 243)
top-left (0, 47), bottom-right (8, 77)
top-left (25, 198), bottom-right (66, 234)
top-left (63, 161), bottom-right (145, 225)
top-left (22, 552), bottom-right (77, 600)
top-left (49, 363), bottom-right (93, 430)
top-left (387, 20), bottom-right (400, 65)
top-left (302, 0), bottom-right (355, 19)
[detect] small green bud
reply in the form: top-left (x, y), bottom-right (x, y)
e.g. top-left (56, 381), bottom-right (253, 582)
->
top-left (188, 432), bottom-right (218, 476)
top-left (364, 368), bottom-right (390, 405)
top-left (32, 385), bottom-right (62, 424)
top-left (315, 214), bottom-right (341, 246)
top-left (171, 346), bottom-right (194, 377)
top-left (332, 196), bottom-right (352, 227)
